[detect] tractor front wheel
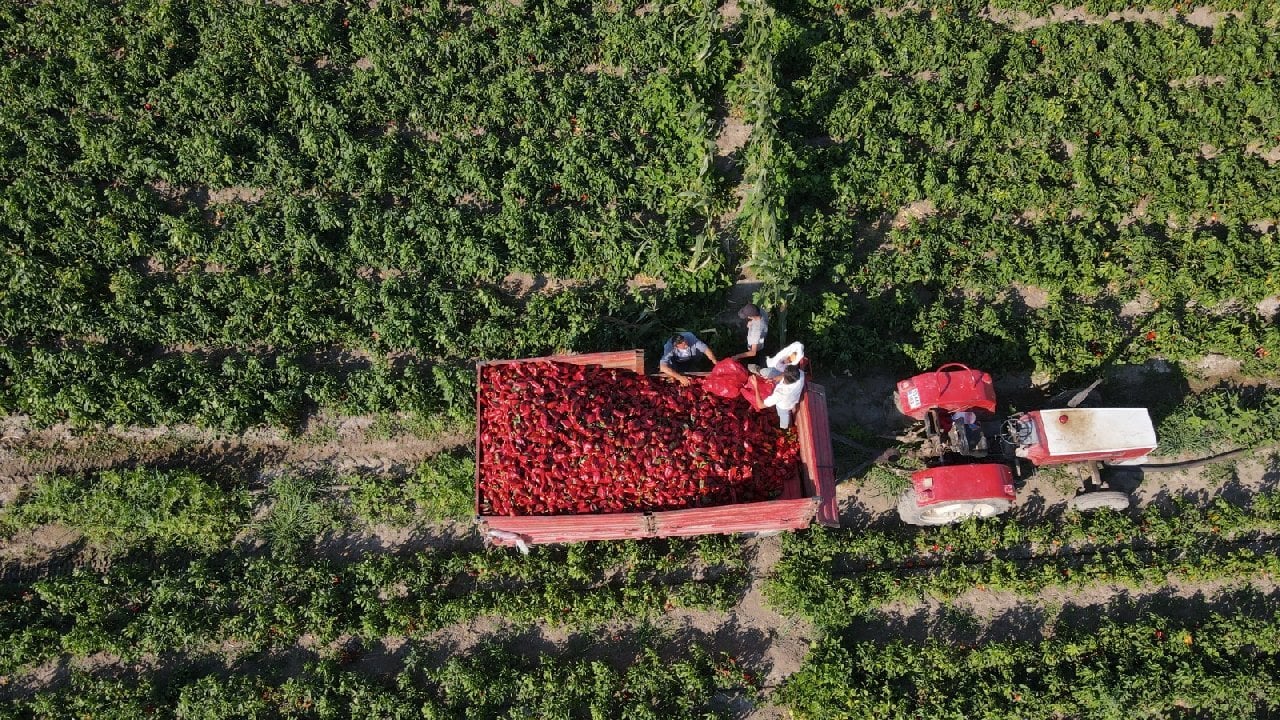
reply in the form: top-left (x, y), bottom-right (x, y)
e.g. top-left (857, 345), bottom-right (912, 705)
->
top-left (897, 490), bottom-right (1012, 526)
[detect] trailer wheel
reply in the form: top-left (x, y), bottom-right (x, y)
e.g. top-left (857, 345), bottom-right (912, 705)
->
top-left (1067, 491), bottom-right (1130, 513)
top-left (898, 490), bottom-right (1011, 526)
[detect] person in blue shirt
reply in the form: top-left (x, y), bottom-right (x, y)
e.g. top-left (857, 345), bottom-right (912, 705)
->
top-left (660, 332), bottom-right (718, 386)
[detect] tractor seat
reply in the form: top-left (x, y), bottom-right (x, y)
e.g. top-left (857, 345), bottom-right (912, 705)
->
top-left (948, 422), bottom-right (989, 457)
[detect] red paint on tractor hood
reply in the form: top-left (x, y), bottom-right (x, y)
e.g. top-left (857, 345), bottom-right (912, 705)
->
top-left (910, 464), bottom-right (1016, 506)
top-left (895, 363), bottom-right (997, 421)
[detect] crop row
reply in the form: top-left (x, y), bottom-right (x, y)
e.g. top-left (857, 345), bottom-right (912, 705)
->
top-left (1, 643), bottom-right (747, 720)
top-left (767, 491), bottom-right (1280, 625)
top-left (1151, 381), bottom-right (1280, 455)
top-left (0, 465), bottom-right (745, 676)
top-left (0, 528), bottom-right (746, 675)
top-left (0, 0), bottom-right (732, 429)
top-left (6, 0), bottom-right (1280, 430)
top-left (782, 0), bottom-right (1277, 18)
top-left (778, 607), bottom-right (1280, 719)
top-left (776, 6), bottom-right (1280, 374)
top-left (0, 457), bottom-right (479, 556)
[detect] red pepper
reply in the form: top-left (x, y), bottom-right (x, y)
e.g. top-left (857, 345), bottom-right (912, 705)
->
top-left (477, 360), bottom-right (800, 515)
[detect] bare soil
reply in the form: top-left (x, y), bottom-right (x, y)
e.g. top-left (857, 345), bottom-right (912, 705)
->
top-left (715, 115), bottom-right (752, 159)
top-left (1010, 282), bottom-right (1051, 309)
top-left (0, 416), bottom-right (470, 489)
top-left (1259, 295), bottom-right (1280, 321)
top-left (1120, 289), bottom-right (1157, 317)
top-left (501, 271), bottom-right (589, 297)
top-left (890, 198), bottom-right (936, 229)
top-left (719, 0), bottom-right (742, 25)
top-left (205, 186), bottom-right (266, 204)
top-left (864, 575), bottom-right (1280, 647)
top-left (1119, 195), bottom-right (1152, 227)
top-left (985, 4), bottom-right (1242, 30)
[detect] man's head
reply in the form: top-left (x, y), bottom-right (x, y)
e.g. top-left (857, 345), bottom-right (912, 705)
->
top-left (781, 365), bottom-right (802, 384)
top-left (670, 334), bottom-right (689, 349)
top-left (737, 303), bottom-right (761, 321)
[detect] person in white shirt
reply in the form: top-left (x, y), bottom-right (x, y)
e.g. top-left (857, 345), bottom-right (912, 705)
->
top-left (762, 365), bottom-right (805, 429)
top-left (732, 304), bottom-right (768, 365)
top-left (759, 341), bottom-right (804, 379)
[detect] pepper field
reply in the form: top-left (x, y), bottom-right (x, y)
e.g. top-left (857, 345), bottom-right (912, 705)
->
top-left (1, 1), bottom-right (1279, 717)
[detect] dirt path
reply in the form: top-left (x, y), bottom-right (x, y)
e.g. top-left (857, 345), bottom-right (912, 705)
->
top-left (982, 4), bottom-right (1243, 30)
top-left (0, 415), bottom-right (471, 495)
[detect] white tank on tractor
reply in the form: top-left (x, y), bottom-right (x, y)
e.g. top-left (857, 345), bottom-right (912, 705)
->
top-left (1006, 408), bottom-right (1157, 466)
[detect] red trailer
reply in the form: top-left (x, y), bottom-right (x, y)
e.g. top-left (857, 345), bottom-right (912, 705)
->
top-left (475, 350), bottom-right (839, 547)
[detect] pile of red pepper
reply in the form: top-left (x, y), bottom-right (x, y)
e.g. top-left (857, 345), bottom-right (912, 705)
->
top-left (478, 360), bottom-right (801, 516)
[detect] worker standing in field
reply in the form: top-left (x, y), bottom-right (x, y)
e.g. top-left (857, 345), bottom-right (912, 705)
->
top-left (660, 332), bottom-right (718, 386)
top-left (762, 365), bottom-right (805, 429)
top-left (731, 303), bottom-right (768, 366)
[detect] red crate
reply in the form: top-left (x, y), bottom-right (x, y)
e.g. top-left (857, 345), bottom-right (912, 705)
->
top-left (475, 350), bottom-right (838, 547)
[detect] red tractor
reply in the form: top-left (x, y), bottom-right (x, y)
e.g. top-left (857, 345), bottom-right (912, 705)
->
top-left (892, 364), bottom-right (1157, 525)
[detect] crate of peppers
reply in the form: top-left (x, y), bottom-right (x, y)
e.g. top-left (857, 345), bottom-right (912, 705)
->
top-left (477, 357), bottom-right (800, 517)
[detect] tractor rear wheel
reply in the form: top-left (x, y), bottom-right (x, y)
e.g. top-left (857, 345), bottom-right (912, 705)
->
top-left (897, 490), bottom-right (926, 525)
top-left (1067, 490), bottom-right (1130, 513)
top-left (897, 490), bottom-right (1011, 526)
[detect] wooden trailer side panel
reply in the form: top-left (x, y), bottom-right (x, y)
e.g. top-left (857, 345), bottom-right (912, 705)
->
top-left (483, 513), bottom-right (651, 545)
top-left (797, 383), bottom-right (840, 527)
top-left (478, 350), bottom-right (644, 374)
top-left (650, 498), bottom-right (820, 537)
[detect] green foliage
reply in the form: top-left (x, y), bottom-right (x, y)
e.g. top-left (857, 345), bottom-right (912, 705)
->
top-left (768, 492), bottom-right (1280, 626)
top-left (776, 8), bottom-right (1280, 376)
top-left (3, 0), bottom-right (1275, 421)
top-left (779, 609), bottom-right (1280, 719)
top-left (6, 641), bottom-right (744, 719)
top-left (17, 670), bottom-right (161, 720)
top-left (255, 474), bottom-right (344, 554)
top-left (0, 536), bottom-right (747, 674)
top-left (406, 453), bottom-right (477, 523)
top-left (174, 676), bottom-right (273, 719)
top-left (347, 473), bottom-right (416, 527)
top-left (0, 469), bottom-right (248, 555)
top-left (1155, 384), bottom-right (1280, 455)
top-left (860, 465), bottom-right (912, 498)
top-left (349, 453), bottom-right (476, 526)
top-left (734, 0), bottom-right (802, 324)
top-left (0, 0), bottom-right (732, 429)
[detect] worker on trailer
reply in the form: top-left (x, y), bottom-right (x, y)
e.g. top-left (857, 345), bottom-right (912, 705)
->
top-left (762, 365), bottom-right (805, 429)
top-left (660, 332), bottom-right (718, 386)
top-left (731, 303), bottom-right (768, 366)
top-left (757, 340), bottom-right (805, 379)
